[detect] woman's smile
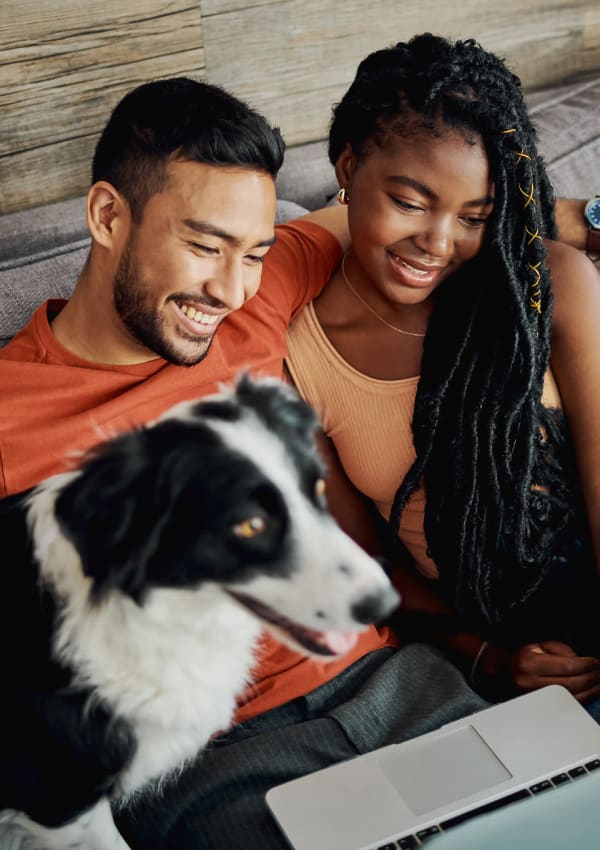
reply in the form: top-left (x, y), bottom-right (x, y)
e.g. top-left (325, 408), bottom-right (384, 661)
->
top-left (387, 251), bottom-right (446, 288)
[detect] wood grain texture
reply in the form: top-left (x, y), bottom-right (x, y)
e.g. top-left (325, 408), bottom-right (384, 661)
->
top-left (0, 0), bottom-right (205, 213)
top-left (1, 0), bottom-right (599, 213)
top-left (202, 0), bottom-right (600, 147)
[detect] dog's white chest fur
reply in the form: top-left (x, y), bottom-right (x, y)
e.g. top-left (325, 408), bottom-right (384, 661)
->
top-left (30, 480), bottom-right (262, 796)
top-left (94, 588), bottom-right (261, 795)
top-left (114, 594), bottom-right (260, 794)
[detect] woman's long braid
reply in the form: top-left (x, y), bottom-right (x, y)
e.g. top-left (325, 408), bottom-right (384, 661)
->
top-left (330, 34), bottom-right (580, 637)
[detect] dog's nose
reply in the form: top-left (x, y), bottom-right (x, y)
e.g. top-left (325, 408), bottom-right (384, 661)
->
top-left (351, 586), bottom-right (400, 625)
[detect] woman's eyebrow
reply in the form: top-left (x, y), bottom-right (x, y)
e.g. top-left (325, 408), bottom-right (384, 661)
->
top-left (389, 175), bottom-right (438, 200)
top-left (389, 175), bottom-right (494, 207)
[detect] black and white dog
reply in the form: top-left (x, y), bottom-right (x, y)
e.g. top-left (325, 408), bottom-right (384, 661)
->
top-left (0, 376), bottom-right (399, 850)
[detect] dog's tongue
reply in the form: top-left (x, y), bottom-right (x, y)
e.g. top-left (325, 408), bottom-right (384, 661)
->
top-left (226, 589), bottom-right (362, 658)
top-left (321, 630), bottom-right (359, 655)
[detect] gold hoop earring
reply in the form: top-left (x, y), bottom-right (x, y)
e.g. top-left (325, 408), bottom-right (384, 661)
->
top-left (337, 187), bottom-right (350, 205)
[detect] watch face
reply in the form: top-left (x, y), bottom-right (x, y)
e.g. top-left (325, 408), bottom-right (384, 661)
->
top-left (585, 196), bottom-right (600, 230)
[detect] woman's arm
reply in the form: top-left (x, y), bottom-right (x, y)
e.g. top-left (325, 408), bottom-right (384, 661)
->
top-left (319, 400), bottom-right (600, 703)
top-left (316, 432), bottom-right (515, 696)
top-left (494, 240), bottom-right (600, 703)
top-left (554, 198), bottom-right (593, 252)
top-left (298, 206), bottom-right (350, 252)
top-left (548, 240), bottom-right (600, 570)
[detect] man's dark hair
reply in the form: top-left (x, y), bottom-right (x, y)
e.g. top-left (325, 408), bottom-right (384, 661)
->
top-left (92, 77), bottom-right (285, 221)
top-left (330, 34), bottom-right (589, 639)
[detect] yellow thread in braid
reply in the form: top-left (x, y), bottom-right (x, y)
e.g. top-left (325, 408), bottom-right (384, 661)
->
top-left (503, 132), bottom-right (541, 313)
top-left (519, 182), bottom-right (535, 208)
top-left (525, 226), bottom-right (542, 245)
top-left (528, 261), bottom-right (542, 313)
top-left (530, 297), bottom-right (542, 314)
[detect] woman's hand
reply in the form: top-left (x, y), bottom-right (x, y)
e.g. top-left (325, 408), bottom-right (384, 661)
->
top-left (480, 640), bottom-right (600, 703)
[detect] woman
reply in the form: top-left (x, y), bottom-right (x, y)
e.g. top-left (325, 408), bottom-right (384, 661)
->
top-left (286, 33), bottom-right (600, 705)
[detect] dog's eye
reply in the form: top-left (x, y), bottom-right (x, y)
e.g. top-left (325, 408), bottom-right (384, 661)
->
top-left (314, 478), bottom-right (327, 506)
top-left (232, 516), bottom-right (267, 539)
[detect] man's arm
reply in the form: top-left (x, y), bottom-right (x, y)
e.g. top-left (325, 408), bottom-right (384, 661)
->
top-left (554, 198), bottom-right (589, 251)
top-left (298, 206), bottom-right (349, 251)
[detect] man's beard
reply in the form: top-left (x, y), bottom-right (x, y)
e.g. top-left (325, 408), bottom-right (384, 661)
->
top-left (112, 242), bottom-right (215, 367)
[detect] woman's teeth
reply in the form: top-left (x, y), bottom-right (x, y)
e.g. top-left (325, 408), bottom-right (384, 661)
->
top-left (398, 259), bottom-right (432, 276)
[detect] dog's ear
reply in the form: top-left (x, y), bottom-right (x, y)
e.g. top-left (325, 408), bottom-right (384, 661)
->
top-left (234, 374), bottom-right (321, 453)
top-left (54, 429), bottom-right (173, 602)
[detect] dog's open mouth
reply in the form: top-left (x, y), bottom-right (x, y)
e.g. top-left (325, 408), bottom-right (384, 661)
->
top-left (226, 590), bottom-right (359, 657)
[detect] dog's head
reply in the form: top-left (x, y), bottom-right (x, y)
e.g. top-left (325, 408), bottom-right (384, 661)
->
top-left (52, 375), bottom-right (399, 656)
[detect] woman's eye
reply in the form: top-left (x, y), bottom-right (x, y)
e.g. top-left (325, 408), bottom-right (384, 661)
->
top-left (391, 197), bottom-right (422, 212)
top-left (461, 217), bottom-right (488, 228)
top-left (232, 516), bottom-right (267, 539)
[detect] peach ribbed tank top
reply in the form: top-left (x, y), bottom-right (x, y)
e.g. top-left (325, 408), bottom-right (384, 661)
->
top-left (286, 301), bottom-right (562, 580)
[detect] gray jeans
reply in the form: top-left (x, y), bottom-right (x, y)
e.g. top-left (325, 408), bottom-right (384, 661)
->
top-left (116, 644), bottom-right (490, 850)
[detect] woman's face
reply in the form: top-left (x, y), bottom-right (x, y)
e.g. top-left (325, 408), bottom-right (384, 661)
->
top-left (337, 126), bottom-right (494, 308)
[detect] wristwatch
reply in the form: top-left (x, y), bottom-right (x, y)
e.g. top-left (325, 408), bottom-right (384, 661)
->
top-left (584, 195), bottom-right (600, 254)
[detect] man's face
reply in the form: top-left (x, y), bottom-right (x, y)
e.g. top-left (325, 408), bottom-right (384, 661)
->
top-left (113, 159), bottom-right (277, 366)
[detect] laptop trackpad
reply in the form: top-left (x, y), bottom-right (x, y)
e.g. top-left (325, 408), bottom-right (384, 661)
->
top-left (380, 725), bottom-right (512, 815)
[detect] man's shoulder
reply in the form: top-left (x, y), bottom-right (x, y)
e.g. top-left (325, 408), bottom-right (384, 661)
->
top-left (256, 218), bottom-right (342, 316)
top-left (272, 217), bottom-right (342, 258)
top-left (0, 329), bottom-right (41, 365)
top-left (0, 299), bottom-right (64, 365)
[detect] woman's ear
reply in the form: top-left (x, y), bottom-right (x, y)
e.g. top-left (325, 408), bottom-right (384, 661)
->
top-left (334, 144), bottom-right (357, 192)
top-left (86, 181), bottom-right (131, 250)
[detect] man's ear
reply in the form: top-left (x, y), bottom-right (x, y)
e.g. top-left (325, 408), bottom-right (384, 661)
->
top-left (86, 181), bottom-right (131, 250)
top-left (334, 143), bottom-right (357, 193)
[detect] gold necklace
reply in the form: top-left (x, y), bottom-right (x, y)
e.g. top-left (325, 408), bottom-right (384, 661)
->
top-left (340, 254), bottom-right (426, 338)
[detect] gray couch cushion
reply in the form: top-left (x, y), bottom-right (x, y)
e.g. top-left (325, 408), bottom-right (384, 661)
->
top-left (0, 244), bottom-right (88, 347)
top-left (0, 196), bottom-right (89, 267)
top-left (275, 140), bottom-right (337, 211)
top-left (0, 194), bottom-right (90, 345)
top-left (527, 77), bottom-right (600, 198)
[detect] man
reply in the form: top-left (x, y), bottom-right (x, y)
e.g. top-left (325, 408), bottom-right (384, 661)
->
top-left (0, 77), bottom-right (595, 849)
top-left (0, 77), bottom-right (345, 495)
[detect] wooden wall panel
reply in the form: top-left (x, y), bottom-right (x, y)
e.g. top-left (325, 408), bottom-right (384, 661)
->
top-left (0, 0), bottom-right (205, 213)
top-left (1, 0), bottom-right (599, 213)
top-left (202, 0), bottom-right (600, 148)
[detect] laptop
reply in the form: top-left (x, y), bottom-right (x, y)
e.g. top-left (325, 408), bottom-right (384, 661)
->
top-left (266, 685), bottom-right (600, 850)
top-left (425, 767), bottom-right (600, 850)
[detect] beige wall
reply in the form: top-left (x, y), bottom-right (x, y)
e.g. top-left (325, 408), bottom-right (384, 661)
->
top-left (1, 0), bottom-right (600, 214)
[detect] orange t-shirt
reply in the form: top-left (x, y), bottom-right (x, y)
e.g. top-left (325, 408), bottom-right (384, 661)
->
top-left (0, 220), bottom-right (337, 495)
top-left (0, 218), bottom-right (397, 723)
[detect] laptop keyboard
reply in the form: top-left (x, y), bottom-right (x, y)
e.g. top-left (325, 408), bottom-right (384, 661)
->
top-left (375, 757), bottom-right (600, 848)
